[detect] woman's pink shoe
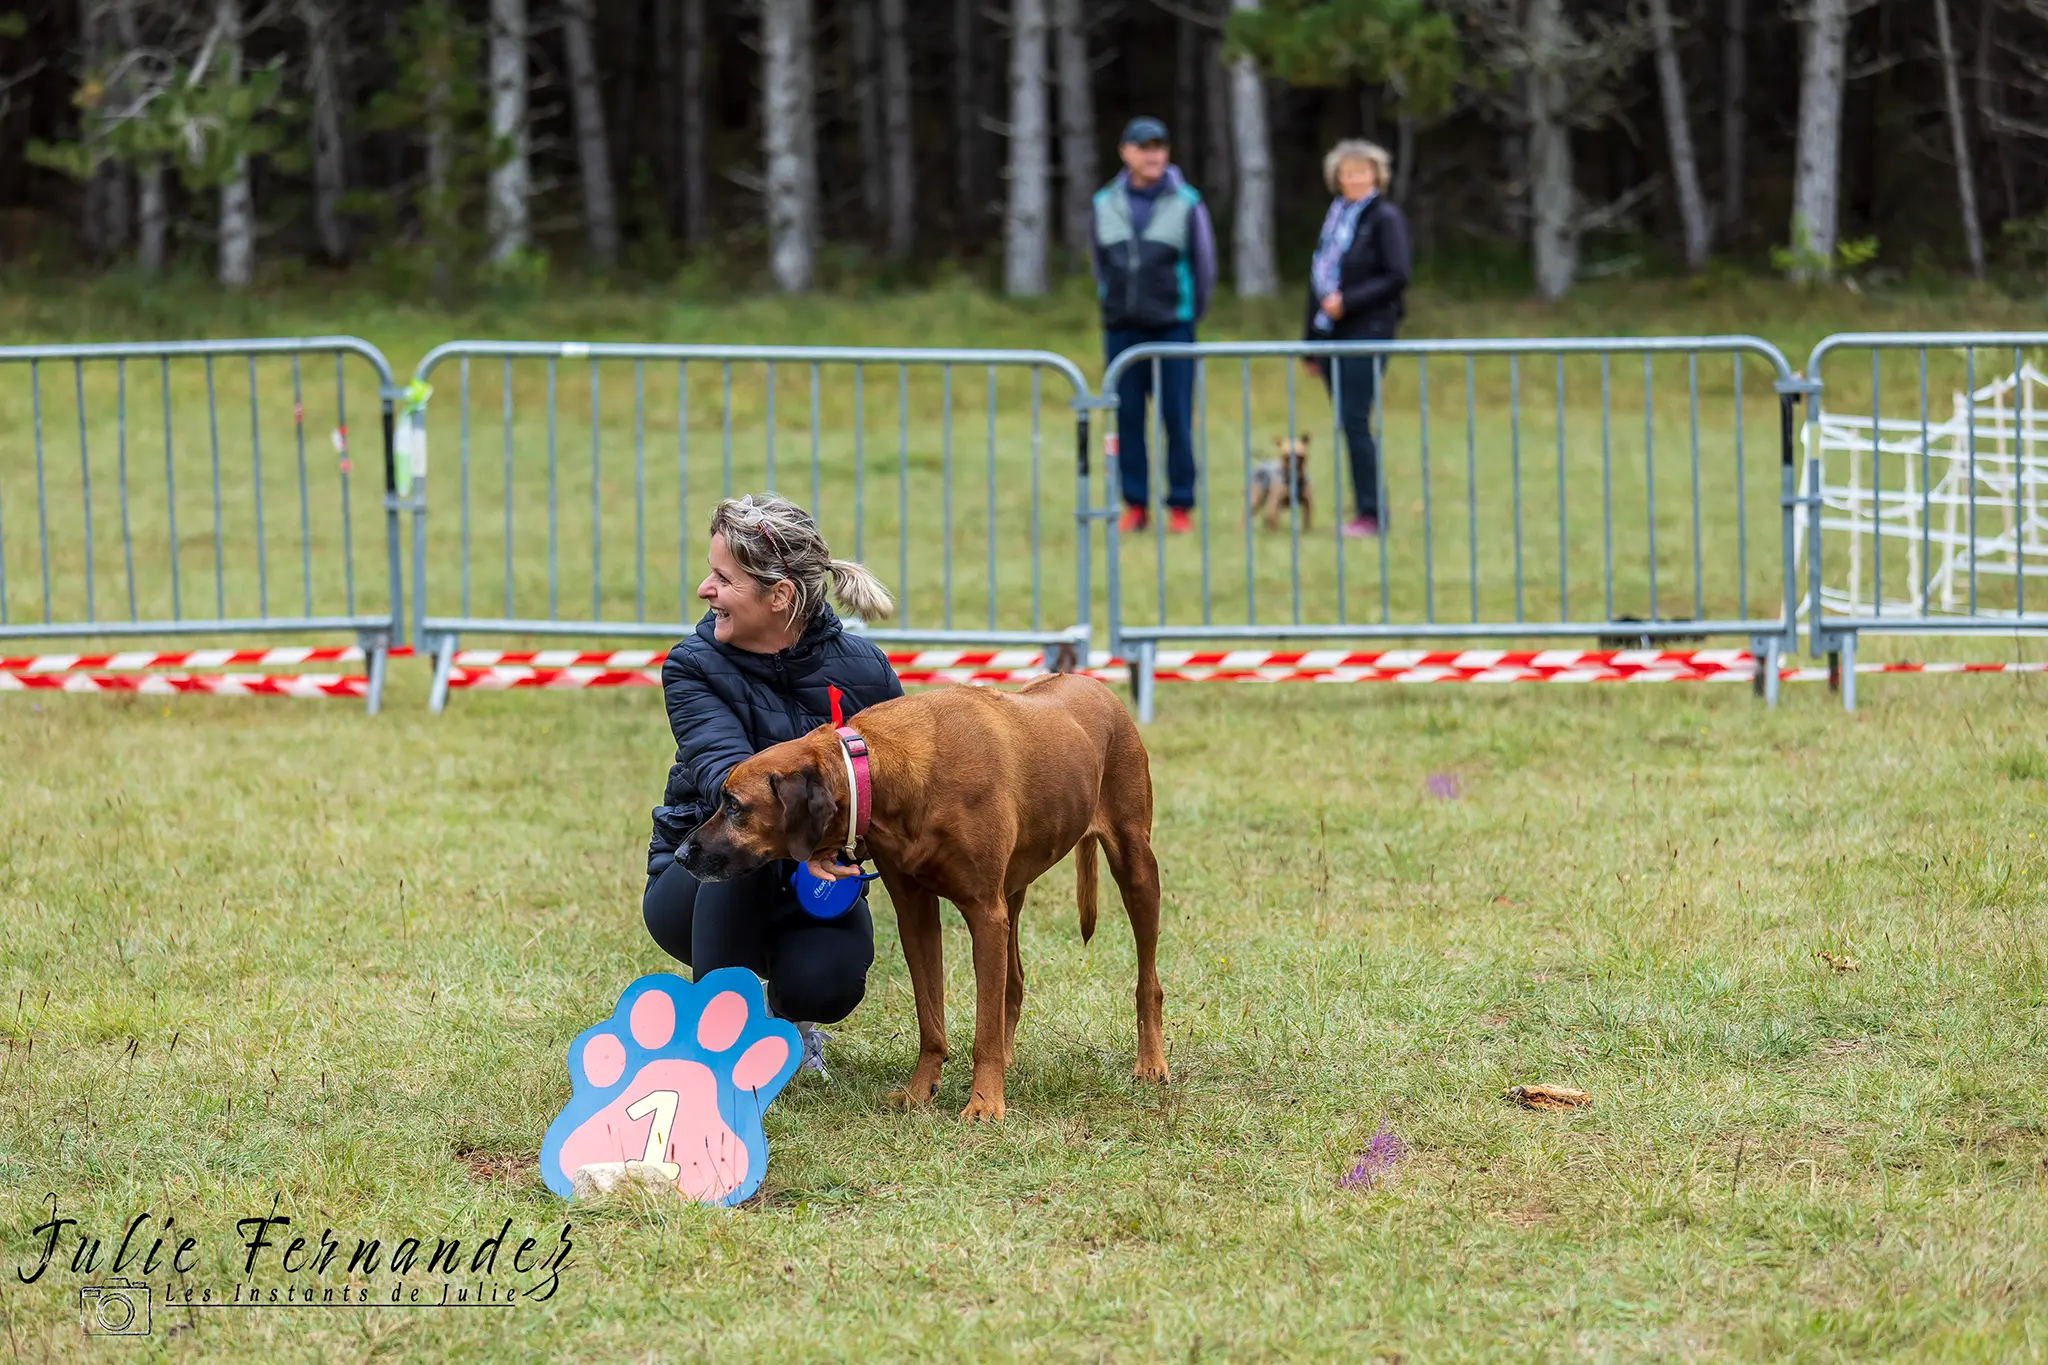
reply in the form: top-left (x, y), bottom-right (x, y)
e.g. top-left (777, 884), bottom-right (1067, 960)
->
top-left (1342, 515), bottom-right (1381, 538)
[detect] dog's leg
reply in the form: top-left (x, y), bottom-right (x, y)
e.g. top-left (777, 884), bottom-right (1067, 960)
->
top-left (1002, 887), bottom-right (1028, 1070)
top-left (881, 875), bottom-right (947, 1108)
top-left (957, 896), bottom-right (1014, 1122)
top-left (1102, 828), bottom-right (1169, 1084)
top-left (1302, 487), bottom-right (1313, 532)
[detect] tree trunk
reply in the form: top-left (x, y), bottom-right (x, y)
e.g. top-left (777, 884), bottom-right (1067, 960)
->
top-left (113, 0), bottom-right (156, 269)
top-left (1932, 0), bottom-right (1984, 278)
top-left (136, 168), bottom-right (166, 272)
top-left (1201, 32), bottom-right (1233, 215)
top-left (1974, 0), bottom-right (2016, 222)
top-left (1788, 0), bottom-right (1849, 281)
top-left (880, 0), bottom-right (915, 259)
top-left (82, 0), bottom-right (128, 259)
top-left (1227, 0), bottom-right (1276, 298)
top-left (1647, 0), bottom-right (1711, 270)
top-left (423, 0), bottom-right (455, 290)
top-left (487, 0), bottom-right (530, 266)
top-left (562, 0), bottom-right (619, 269)
top-left (1054, 0), bottom-right (1096, 261)
top-left (853, 0), bottom-right (886, 236)
top-left (953, 0), bottom-right (978, 235)
top-left (216, 0), bottom-right (254, 288)
top-left (1394, 112), bottom-right (1413, 201)
top-left (298, 0), bottom-right (349, 263)
top-left (682, 0), bottom-right (707, 245)
top-left (1174, 12), bottom-right (1198, 174)
top-left (1720, 0), bottom-right (1746, 233)
top-left (762, 0), bottom-right (817, 292)
top-left (1526, 0), bottom-right (1575, 301)
top-left (1004, 0), bottom-right (1051, 296)
top-left (656, 0), bottom-right (679, 232)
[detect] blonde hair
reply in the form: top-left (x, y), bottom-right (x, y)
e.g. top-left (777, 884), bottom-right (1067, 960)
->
top-left (707, 493), bottom-right (894, 626)
top-left (1323, 139), bottom-right (1392, 195)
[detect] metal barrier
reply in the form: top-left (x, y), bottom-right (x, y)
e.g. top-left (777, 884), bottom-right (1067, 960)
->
top-left (0, 338), bottom-right (404, 711)
top-left (1800, 332), bottom-right (2048, 711)
top-left (405, 343), bottom-right (1095, 710)
top-left (1098, 337), bottom-right (1807, 720)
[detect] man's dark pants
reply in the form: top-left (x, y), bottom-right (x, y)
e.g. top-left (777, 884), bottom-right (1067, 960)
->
top-left (1105, 322), bottom-right (1197, 511)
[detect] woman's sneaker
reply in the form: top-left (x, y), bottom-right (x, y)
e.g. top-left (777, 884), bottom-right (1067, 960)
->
top-left (1342, 515), bottom-right (1381, 538)
top-left (794, 1022), bottom-right (833, 1081)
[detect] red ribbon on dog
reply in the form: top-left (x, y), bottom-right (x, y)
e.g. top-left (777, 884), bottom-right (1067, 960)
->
top-left (828, 684), bottom-right (844, 727)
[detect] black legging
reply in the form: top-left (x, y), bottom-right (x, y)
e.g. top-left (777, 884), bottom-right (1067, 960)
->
top-left (642, 860), bottom-right (874, 1025)
top-left (1318, 352), bottom-right (1386, 521)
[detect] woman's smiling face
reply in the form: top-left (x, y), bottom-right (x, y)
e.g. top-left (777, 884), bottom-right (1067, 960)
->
top-left (699, 533), bottom-right (796, 651)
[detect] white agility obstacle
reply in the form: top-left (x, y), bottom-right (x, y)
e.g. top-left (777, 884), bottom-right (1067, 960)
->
top-left (1802, 361), bottom-right (2048, 619)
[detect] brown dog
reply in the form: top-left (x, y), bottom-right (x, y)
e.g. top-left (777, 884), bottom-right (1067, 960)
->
top-left (1248, 434), bottom-right (1315, 531)
top-left (678, 673), bottom-right (1166, 1121)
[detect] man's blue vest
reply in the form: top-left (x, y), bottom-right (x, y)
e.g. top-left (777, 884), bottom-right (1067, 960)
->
top-left (1093, 178), bottom-right (1201, 330)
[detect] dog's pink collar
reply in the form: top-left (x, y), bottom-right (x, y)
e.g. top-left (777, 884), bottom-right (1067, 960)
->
top-left (835, 726), bottom-right (871, 861)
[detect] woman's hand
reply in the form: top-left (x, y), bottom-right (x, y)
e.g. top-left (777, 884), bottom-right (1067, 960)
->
top-left (1321, 291), bottom-right (1344, 321)
top-left (805, 854), bottom-right (860, 882)
top-left (1301, 358), bottom-right (1325, 380)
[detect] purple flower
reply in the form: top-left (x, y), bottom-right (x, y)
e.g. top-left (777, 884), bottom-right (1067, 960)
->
top-left (1339, 1123), bottom-right (1410, 1190)
top-left (1425, 772), bottom-right (1461, 800)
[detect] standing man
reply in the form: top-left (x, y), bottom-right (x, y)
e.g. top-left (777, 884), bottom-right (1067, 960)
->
top-left (1091, 116), bottom-right (1217, 533)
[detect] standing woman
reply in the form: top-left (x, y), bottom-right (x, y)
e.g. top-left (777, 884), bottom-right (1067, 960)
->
top-left (643, 494), bottom-right (902, 1075)
top-left (1303, 140), bottom-right (1411, 538)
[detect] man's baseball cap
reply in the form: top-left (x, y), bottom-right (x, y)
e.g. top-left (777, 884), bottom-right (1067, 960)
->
top-left (1120, 116), bottom-right (1169, 146)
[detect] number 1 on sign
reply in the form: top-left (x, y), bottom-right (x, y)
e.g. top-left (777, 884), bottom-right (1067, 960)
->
top-left (624, 1090), bottom-right (682, 1180)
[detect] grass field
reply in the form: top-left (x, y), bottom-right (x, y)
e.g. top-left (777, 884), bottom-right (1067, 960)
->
top-left (4, 280), bottom-right (2048, 1361)
top-left (4, 672), bottom-right (2048, 1361)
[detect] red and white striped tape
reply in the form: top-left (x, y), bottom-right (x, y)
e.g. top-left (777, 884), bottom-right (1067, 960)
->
top-left (436, 650), bottom-right (2048, 692)
top-left (0, 645), bottom-right (388, 672)
top-left (442, 666), bottom-right (663, 691)
top-left (0, 671), bottom-right (368, 698)
top-left (4, 646), bottom-right (2039, 700)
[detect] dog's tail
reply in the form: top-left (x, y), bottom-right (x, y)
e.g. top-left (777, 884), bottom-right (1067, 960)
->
top-left (1075, 832), bottom-right (1099, 944)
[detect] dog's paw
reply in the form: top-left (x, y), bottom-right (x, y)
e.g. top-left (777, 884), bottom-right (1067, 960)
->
top-left (958, 1089), bottom-right (1005, 1123)
top-left (540, 969), bottom-right (801, 1207)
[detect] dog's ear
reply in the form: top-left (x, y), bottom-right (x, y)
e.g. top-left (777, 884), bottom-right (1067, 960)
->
top-left (775, 763), bottom-right (838, 863)
top-left (1273, 435), bottom-right (1288, 451)
top-left (1298, 432), bottom-right (1311, 448)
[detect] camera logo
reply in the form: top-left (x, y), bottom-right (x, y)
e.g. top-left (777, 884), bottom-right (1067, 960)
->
top-left (79, 1280), bottom-right (152, 1336)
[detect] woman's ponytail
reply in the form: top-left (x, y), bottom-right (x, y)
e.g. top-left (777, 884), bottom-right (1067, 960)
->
top-left (828, 558), bottom-right (895, 622)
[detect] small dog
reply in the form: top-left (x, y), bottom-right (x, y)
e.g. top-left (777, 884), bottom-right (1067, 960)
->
top-left (1248, 435), bottom-right (1315, 531)
top-left (1596, 615), bottom-right (1709, 650)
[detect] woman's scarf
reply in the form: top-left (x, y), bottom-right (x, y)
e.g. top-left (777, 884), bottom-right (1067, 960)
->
top-left (1310, 192), bottom-right (1375, 332)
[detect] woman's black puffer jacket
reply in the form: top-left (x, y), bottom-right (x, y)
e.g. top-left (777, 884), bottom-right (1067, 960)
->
top-left (646, 609), bottom-right (903, 880)
top-left (1299, 195), bottom-right (1412, 342)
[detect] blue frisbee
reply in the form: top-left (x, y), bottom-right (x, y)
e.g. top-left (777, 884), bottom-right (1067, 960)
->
top-left (791, 860), bottom-right (878, 919)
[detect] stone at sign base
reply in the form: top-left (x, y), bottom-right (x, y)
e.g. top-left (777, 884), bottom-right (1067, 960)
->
top-left (539, 969), bottom-right (803, 1208)
top-left (570, 1161), bottom-right (683, 1200)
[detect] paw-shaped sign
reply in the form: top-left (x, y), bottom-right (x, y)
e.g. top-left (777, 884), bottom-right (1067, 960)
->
top-left (541, 969), bottom-right (802, 1208)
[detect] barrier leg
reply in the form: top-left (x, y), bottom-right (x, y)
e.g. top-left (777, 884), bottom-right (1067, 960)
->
top-left (427, 633), bottom-right (458, 714)
top-left (364, 642), bottom-right (388, 716)
top-left (1840, 633), bottom-right (1857, 713)
top-left (1750, 634), bottom-right (1781, 708)
top-left (1134, 641), bottom-right (1156, 724)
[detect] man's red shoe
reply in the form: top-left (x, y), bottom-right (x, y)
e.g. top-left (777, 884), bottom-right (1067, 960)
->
top-left (1118, 506), bottom-right (1150, 533)
top-left (1166, 508), bottom-right (1195, 534)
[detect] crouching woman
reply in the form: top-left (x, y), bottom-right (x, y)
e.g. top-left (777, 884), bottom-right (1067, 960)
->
top-left (642, 494), bottom-right (901, 1073)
